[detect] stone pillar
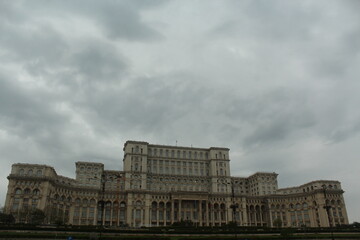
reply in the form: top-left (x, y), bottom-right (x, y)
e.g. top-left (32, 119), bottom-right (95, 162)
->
top-left (199, 200), bottom-right (203, 226)
top-left (144, 204), bottom-right (150, 227)
top-left (225, 205), bottom-right (228, 224)
top-left (132, 209), bottom-right (136, 227)
top-left (211, 207), bottom-right (215, 226)
top-left (156, 207), bottom-right (159, 226)
top-left (309, 207), bottom-right (316, 227)
top-left (126, 206), bottom-right (132, 227)
top-left (242, 201), bottom-right (247, 226)
top-left (171, 200), bottom-right (174, 224)
top-left (179, 200), bottom-right (182, 221)
top-left (110, 206), bottom-right (113, 226)
top-left (254, 208), bottom-right (257, 226)
top-left (206, 201), bottom-right (209, 226)
top-left (69, 205), bottom-right (74, 225)
top-left (285, 210), bottom-right (291, 227)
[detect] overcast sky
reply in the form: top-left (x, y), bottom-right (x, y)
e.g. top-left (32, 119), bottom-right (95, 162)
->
top-left (1, 0), bottom-right (359, 222)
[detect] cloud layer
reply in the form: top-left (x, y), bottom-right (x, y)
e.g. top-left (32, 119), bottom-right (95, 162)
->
top-left (1, 0), bottom-right (360, 222)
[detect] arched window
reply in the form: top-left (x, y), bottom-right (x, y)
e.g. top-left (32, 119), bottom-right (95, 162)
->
top-left (33, 189), bottom-right (40, 195)
top-left (36, 170), bottom-right (42, 176)
top-left (15, 188), bottom-right (22, 195)
top-left (19, 169), bottom-right (24, 175)
top-left (28, 169), bottom-right (33, 176)
top-left (24, 188), bottom-right (31, 194)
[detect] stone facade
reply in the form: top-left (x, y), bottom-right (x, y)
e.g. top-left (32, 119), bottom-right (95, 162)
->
top-left (4, 140), bottom-right (349, 227)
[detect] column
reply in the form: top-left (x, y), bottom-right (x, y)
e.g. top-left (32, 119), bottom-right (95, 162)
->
top-left (132, 209), bottom-right (136, 227)
top-left (285, 210), bottom-right (291, 227)
top-left (126, 206), bottom-right (132, 227)
top-left (156, 207), bottom-right (159, 226)
top-left (115, 206), bottom-right (119, 227)
top-left (225, 205), bottom-right (228, 224)
top-left (211, 207), bottom-right (215, 226)
top-left (69, 205), bottom-right (74, 225)
top-left (199, 200), bottom-right (203, 226)
top-left (144, 204), bottom-right (150, 227)
top-left (254, 208), bottom-right (257, 226)
top-left (269, 210), bottom-right (273, 227)
top-left (206, 201), bottom-right (209, 226)
top-left (110, 206), bottom-right (113, 226)
top-left (179, 200), bottom-right (182, 221)
top-left (171, 200), bottom-right (174, 224)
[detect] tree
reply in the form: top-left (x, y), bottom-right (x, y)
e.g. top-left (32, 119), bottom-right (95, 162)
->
top-left (273, 218), bottom-right (282, 228)
top-left (30, 209), bottom-right (46, 225)
top-left (0, 212), bottom-right (15, 224)
top-left (172, 220), bottom-right (194, 227)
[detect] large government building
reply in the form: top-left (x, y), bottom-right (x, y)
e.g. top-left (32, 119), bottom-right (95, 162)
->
top-left (4, 140), bottom-right (348, 227)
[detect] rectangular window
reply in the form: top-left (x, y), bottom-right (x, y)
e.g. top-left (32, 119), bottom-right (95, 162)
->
top-left (89, 208), bottom-right (95, 218)
top-left (120, 210), bottom-right (125, 220)
top-left (74, 207), bottom-right (80, 217)
top-left (151, 210), bottom-right (156, 220)
top-left (135, 209), bottom-right (141, 219)
top-left (32, 199), bottom-right (38, 209)
top-left (82, 207), bottom-right (87, 218)
top-left (22, 198), bottom-right (29, 208)
top-left (12, 198), bottom-right (20, 211)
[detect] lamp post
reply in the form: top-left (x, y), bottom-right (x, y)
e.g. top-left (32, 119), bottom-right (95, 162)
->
top-left (228, 181), bottom-right (239, 226)
top-left (322, 185), bottom-right (334, 240)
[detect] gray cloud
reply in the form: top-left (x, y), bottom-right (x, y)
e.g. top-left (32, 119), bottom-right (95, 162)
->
top-left (0, 0), bottom-right (359, 223)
